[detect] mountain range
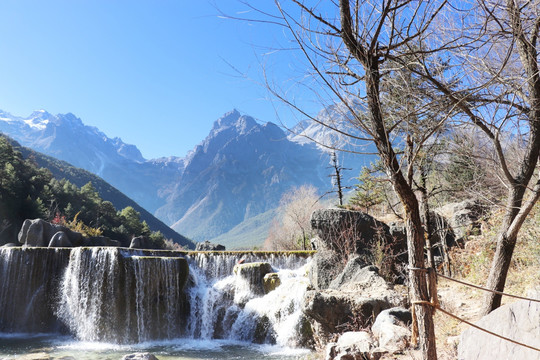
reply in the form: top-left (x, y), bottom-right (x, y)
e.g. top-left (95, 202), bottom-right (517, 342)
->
top-left (0, 108), bottom-right (370, 248)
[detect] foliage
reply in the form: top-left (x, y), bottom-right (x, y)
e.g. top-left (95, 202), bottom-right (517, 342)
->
top-left (0, 136), bottom-right (167, 248)
top-left (349, 166), bottom-right (385, 214)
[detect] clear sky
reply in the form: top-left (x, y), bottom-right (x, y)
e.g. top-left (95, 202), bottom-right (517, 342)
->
top-left (0, 1), bottom-right (317, 159)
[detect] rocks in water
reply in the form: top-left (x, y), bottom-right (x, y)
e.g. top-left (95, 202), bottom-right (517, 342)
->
top-left (19, 219), bottom-right (83, 247)
top-left (325, 331), bottom-right (378, 360)
top-left (233, 262), bottom-right (273, 295)
top-left (48, 231), bottom-right (73, 247)
top-left (12, 353), bottom-right (52, 360)
top-left (458, 291), bottom-right (540, 360)
top-left (263, 273), bottom-right (281, 293)
top-left (195, 240), bottom-right (226, 251)
top-left (121, 353), bottom-right (159, 360)
top-left (371, 307), bottom-right (412, 354)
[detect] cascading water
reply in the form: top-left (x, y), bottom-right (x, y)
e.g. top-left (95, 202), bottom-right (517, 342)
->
top-left (0, 247), bottom-right (71, 333)
top-left (0, 247), bottom-right (314, 358)
top-left (56, 247), bottom-right (189, 343)
top-left (185, 252), bottom-right (312, 347)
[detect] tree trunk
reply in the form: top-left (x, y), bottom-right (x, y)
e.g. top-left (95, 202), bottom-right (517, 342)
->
top-left (363, 58), bottom-right (437, 359)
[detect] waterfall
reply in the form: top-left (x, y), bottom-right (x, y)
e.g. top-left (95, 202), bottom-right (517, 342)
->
top-left (0, 247), bottom-right (71, 333)
top-left (186, 252), bottom-right (312, 347)
top-left (0, 247), bottom-right (312, 348)
top-left (56, 247), bottom-right (189, 343)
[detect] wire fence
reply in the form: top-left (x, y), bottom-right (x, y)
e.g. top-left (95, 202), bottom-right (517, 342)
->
top-left (409, 267), bottom-right (540, 353)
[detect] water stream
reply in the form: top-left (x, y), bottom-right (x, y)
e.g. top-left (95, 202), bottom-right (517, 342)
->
top-left (0, 247), bottom-right (313, 359)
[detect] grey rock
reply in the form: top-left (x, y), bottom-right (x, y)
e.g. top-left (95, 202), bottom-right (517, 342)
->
top-left (18, 219), bottom-right (83, 247)
top-left (121, 353), bottom-right (159, 360)
top-left (372, 307), bottom-right (412, 353)
top-left (458, 293), bottom-right (540, 360)
top-left (195, 240), bottom-right (226, 251)
top-left (48, 231), bottom-right (73, 247)
top-left (129, 236), bottom-right (157, 250)
top-left (328, 255), bottom-right (373, 290)
top-left (326, 331), bottom-right (378, 360)
top-left (309, 249), bottom-right (344, 290)
top-left (233, 262), bottom-right (273, 295)
top-left (437, 200), bottom-right (488, 242)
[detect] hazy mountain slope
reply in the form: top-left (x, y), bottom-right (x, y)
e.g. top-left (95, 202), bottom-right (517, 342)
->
top-left (0, 110), bottom-right (173, 213)
top-left (156, 110), bottom-right (330, 241)
top-left (4, 137), bottom-right (194, 248)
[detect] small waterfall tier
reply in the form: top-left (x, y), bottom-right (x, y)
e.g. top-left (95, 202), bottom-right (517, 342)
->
top-left (186, 252), bottom-right (313, 347)
top-left (0, 248), bottom-right (313, 347)
top-left (57, 247), bottom-right (189, 343)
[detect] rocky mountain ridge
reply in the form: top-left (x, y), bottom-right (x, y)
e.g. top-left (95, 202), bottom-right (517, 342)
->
top-left (0, 108), bottom-right (370, 247)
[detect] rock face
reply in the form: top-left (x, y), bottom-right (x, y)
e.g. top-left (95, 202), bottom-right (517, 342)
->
top-left (309, 249), bottom-right (344, 290)
top-left (233, 262), bottom-right (274, 295)
top-left (195, 240), bottom-right (226, 251)
top-left (458, 294), bottom-right (540, 360)
top-left (18, 219), bottom-right (83, 247)
top-left (310, 208), bottom-right (404, 260)
top-left (304, 256), bottom-right (405, 347)
top-left (437, 200), bottom-right (487, 242)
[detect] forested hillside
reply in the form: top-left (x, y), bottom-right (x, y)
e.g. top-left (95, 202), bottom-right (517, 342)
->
top-left (0, 135), bottom-right (194, 248)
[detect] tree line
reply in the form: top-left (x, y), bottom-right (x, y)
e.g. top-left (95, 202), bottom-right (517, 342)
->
top-left (0, 136), bottom-right (166, 248)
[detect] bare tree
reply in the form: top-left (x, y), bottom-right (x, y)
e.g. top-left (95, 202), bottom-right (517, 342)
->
top-left (264, 185), bottom-right (322, 250)
top-left (404, 0), bottom-right (540, 314)
top-left (237, 1), bottom-right (455, 358)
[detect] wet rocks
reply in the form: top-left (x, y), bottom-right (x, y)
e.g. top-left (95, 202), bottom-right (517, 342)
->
top-left (233, 262), bottom-right (273, 295)
top-left (263, 273), bottom-right (281, 293)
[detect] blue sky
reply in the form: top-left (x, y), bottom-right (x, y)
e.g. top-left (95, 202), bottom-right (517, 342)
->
top-left (0, 1), bottom-right (317, 159)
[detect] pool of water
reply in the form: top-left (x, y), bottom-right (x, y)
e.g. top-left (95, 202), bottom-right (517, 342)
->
top-left (0, 333), bottom-right (315, 360)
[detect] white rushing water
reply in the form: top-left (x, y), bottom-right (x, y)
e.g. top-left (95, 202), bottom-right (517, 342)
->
top-left (0, 247), bottom-right (313, 353)
top-left (186, 252), bottom-right (311, 347)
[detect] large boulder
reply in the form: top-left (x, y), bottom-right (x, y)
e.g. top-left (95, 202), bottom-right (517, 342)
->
top-left (129, 236), bottom-right (159, 250)
top-left (458, 290), bottom-right (540, 360)
top-left (310, 208), bottom-right (405, 260)
top-left (195, 240), bottom-right (226, 251)
top-left (48, 231), bottom-right (73, 247)
top-left (437, 200), bottom-right (488, 242)
top-left (371, 307), bottom-right (412, 354)
top-left (18, 219), bottom-right (83, 247)
top-left (263, 273), bottom-right (281, 293)
top-left (233, 262), bottom-right (274, 295)
top-left (325, 331), bottom-right (380, 360)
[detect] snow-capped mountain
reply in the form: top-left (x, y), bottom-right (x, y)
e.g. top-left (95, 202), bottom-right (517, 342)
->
top-left (0, 107), bottom-right (370, 247)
